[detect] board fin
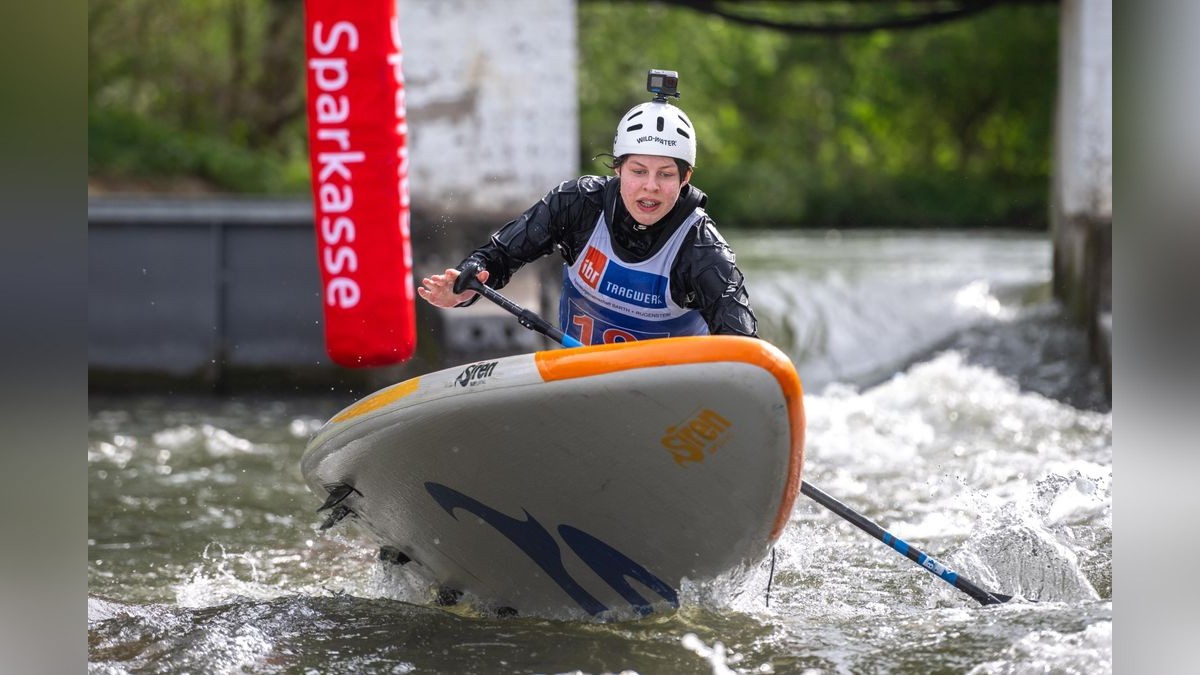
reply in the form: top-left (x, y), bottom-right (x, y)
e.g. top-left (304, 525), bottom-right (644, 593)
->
top-left (316, 482), bottom-right (361, 512)
top-left (319, 504), bottom-right (355, 530)
top-left (378, 546), bottom-right (411, 566)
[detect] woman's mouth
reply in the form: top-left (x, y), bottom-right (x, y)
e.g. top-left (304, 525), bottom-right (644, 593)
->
top-left (636, 199), bottom-right (660, 211)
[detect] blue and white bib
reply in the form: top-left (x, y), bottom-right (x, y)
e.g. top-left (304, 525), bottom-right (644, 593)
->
top-left (558, 210), bottom-right (709, 345)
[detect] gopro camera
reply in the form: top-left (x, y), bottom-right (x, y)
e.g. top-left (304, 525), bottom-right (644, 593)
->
top-left (646, 69), bottom-right (680, 101)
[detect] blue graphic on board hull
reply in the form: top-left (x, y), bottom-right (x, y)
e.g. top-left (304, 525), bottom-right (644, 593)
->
top-left (558, 524), bottom-right (678, 615)
top-left (425, 482), bottom-right (678, 615)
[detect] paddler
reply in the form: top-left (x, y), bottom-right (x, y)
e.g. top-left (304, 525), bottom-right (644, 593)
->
top-left (419, 69), bottom-right (758, 345)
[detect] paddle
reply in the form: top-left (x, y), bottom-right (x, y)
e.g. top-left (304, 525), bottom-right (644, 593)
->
top-left (456, 278), bottom-right (1013, 606)
top-left (453, 270), bottom-right (583, 348)
top-left (799, 482), bottom-right (1012, 605)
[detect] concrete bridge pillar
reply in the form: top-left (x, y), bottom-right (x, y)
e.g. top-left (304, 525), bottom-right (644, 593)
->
top-left (1052, 0), bottom-right (1112, 393)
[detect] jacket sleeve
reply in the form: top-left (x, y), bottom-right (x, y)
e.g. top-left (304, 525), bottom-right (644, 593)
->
top-left (673, 224), bottom-right (759, 338)
top-left (455, 177), bottom-right (606, 296)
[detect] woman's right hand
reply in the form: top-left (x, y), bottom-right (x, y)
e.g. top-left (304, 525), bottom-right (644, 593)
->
top-left (418, 267), bottom-right (490, 308)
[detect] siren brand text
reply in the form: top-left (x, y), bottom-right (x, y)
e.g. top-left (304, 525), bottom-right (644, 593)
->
top-left (455, 361), bottom-right (498, 387)
top-left (661, 408), bottom-right (732, 466)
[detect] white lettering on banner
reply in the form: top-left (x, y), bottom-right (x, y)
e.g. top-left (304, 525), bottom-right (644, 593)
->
top-left (318, 183), bottom-right (352, 213)
top-left (309, 20), bottom-right (362, 309)
top-left (309, 58), bottom-right (351, 90)
top-left (317, 150), bottom-right (365, 183)
top-left (317, 127), bottom-right (351, 150)
top-left (327, 277), bottom-right (361, 308)
top-left (324, 246), bottom-right (357, 275)
top-left (322, 215), bottom-right (355, 243)
top-left (315, 94), bottom-right (349, 124)
top-left (313, 21), bottom-right (358, 54)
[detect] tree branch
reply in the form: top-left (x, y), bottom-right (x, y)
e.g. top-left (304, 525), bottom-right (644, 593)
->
top-left (587, 0), bottom-right (1054, 35)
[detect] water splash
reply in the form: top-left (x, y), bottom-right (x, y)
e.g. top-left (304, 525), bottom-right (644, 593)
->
top-left (175, 543), bottom-right (272, 608)
top-left (955, 482), bottom-right (1107, 604)
top-left (151, 423), bottom-right (266, 458)
top-left (361, 555), bottom-right (438, 606)
top-left (764, 348), bottom-right (1110, 618)
top-left (681, 632), bottom-right (742, 674)
top-left (967, 617), bottom-right (1112, 674)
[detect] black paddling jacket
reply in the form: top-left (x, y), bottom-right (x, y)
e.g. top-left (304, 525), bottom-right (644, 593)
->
top-left (456, 175), bottom-right (758, 337)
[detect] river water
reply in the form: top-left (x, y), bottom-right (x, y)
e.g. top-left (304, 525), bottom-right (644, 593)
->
top-left (88, 230), bottom-right (1112, 673)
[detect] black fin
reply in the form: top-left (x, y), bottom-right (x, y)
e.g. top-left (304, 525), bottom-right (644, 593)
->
top-left (319, 504), bottom-right (354, 530)
top-left (378, 546), bottom-right (411, 566)
top-left (317, 483), bottom-right (361, 512)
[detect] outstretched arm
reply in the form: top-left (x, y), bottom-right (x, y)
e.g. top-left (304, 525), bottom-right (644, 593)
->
top-left (418, 176), bottom-right (608, 310)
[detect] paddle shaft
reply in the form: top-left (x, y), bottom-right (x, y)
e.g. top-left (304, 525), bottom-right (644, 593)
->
top-left (458, 275), bottom-right (583, 348)
top-left (465, 280), bottom-right (1012, 606)
top-left (800, 481), bottom-right (1010, 606)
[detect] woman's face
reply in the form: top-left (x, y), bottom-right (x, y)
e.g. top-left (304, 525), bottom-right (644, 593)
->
top-left (615, 155), bottom-right (691, 226)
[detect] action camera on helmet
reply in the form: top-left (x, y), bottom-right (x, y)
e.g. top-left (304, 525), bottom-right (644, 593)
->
top-left (646, 69), bottom-right (680, 101)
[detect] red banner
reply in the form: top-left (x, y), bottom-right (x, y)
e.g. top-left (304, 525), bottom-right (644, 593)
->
top-left (304, 0), bottom-right (415, 367)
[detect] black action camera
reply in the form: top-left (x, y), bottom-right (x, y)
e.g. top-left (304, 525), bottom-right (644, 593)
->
top-left (647, 69), bottom-right (680, 101)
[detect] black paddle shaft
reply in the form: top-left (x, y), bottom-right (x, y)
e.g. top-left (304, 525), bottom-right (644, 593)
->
top-left (456, 271), bottom-right (582, 348)
top-left (800, 481), bottom-right (1012, 606)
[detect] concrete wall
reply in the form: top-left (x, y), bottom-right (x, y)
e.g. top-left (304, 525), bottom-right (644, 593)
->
top-left (1052, 0), bottom-right (1112, 392)
top-left (89, 199), bottom-right (325, 388)
top-left (400, 0), bottom-right (579, 223)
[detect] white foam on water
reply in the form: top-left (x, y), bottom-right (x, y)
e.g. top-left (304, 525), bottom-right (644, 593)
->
top-left (681, 632), bottom-right (741, 675)
top-left (171, 532), bottom-right (379, 609)
top-left (174, 543), bottom-right (275, 608)
top-left (288, 415), bottom-right (325, 438)
top-left (151, 423), bottom-right (267, 458)
top-left (88, 439), bottom-right (136, 469)
top-left (733, 347), bottom-right (1111, 638)
top-left (195, 622), bottom-right (277, 674)
top-left (966, 616), bottom-right (1112, 674)
top-left (361, 556), bottom-right (438, 606)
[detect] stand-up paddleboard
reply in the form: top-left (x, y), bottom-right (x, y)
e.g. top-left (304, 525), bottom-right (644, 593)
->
top-left (301, 335), bottom-right (805, 618)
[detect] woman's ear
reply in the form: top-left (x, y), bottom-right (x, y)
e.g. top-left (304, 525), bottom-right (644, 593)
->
top-left (682, 168), bottom-right (693, 186)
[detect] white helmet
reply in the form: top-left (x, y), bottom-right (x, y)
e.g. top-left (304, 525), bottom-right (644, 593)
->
top-left (612, 100), bottom-right (696, 166)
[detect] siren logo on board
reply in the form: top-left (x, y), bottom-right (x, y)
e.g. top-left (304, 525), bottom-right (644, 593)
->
top-left (455, 361), bottom-right (498, 387)
top-left (661, 408), bottom-right (732, 466)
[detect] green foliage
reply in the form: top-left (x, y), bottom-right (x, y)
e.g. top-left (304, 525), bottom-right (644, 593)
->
top-left (579, 2), bottom-right (1058, 228)
top-left (89, 0), bottom-right (309, 193)
top-left (88, 106), bottom-right (309, 193)
top-left (88, 0), bottom-right (1058, 227)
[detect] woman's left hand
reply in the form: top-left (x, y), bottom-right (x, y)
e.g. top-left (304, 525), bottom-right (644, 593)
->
top-left (418, 267), bottom-right (490, 308)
